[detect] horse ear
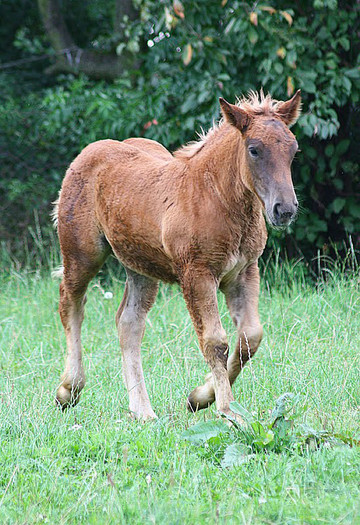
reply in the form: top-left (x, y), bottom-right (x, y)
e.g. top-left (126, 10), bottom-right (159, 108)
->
top-left (276, 90), bottom-right (302, 127)
top-left (219, 97), bottom-right (251, 133)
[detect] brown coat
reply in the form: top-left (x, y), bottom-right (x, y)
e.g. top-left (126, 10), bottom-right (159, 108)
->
top-left (54, 91), bottom-right (301, 420)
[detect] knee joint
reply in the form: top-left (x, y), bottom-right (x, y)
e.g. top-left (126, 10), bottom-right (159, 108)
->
top-left (204, 334), bottom-right (229, 369)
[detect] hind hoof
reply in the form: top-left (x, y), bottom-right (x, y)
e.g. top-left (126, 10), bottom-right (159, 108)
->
top-left (187, 385), bottom-right (215, 413)
top-left (129, 409), bottom-right (158, 422)
top-left (55, 385), bottom-right (82, 410)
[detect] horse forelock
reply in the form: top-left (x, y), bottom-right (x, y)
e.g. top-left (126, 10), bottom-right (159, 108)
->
top-left (236, 90), bottom-right (283, 118)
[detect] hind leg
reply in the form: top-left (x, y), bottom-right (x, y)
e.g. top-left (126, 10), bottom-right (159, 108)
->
top-left (224, 263), bottom-right (263, 386)
top-left (116, 269), bottom-right (159, 420)
top-left (55, 205), bottom-right (110, 409)
top-left (56, 255), bottom-right (107, 409)
top-left (56, 270), bottom-right (87, 409)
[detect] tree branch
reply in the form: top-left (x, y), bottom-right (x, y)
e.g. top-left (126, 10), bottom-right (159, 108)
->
top-left (37, 0), bottom-right (140, 80)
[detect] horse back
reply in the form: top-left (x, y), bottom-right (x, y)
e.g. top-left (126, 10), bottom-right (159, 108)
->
top-left (122, 137), bottom-right (173, 161)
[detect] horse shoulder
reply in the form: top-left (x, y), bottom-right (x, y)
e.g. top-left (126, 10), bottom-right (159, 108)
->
top-left (161, 192), bottom-right (235, 268)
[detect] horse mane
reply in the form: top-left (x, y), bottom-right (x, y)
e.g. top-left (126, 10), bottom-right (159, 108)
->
top-left (173, 90), bottom-right (283, 160)
top-left (173, 123), bottom-right (219, 159)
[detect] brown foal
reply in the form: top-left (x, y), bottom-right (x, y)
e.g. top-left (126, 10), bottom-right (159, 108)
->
top-left (53, 90), bottom-right (301, 420)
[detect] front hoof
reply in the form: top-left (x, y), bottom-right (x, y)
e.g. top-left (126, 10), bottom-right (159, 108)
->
top-left (55, 385), bottom-right (81, 410)
top-left (129, 409), bottom-right (158, 422)
top-left (187, 385), bottom-right (215, 413)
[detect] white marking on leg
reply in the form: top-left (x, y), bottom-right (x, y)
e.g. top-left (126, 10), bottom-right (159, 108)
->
top-left (117, 284), bottom-right (157, 420)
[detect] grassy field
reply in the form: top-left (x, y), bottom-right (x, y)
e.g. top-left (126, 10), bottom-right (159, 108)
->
top-left (0, 259), bottom-right (359, 524)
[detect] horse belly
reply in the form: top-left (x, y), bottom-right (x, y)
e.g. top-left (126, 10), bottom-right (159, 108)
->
top-left (105, 233), bottom-right (177, 283)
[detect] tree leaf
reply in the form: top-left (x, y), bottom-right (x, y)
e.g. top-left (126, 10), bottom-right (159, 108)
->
top-left (173, 0), bottom-right (185, 19)
top-left (259, 6), bottom-right (276, 14)
top-left (182, 44), bottom-right (193, 66)
top-left (164, 7), bottom-right (177, 30)
top-left (250, 12), bottom-right (258, 26)
top-left (248, 26), bottom-right (258, 44)
top-left (287, 76), bottom-right (294, 96)
top-left (331, 197), bottom-right (346, 214)
top-left (335, 139), bottom-right (350, 156)
top-left (274, 417), bottom-right (293, 439)
top-left (345, 67), bottom-right (360, 79)
top-left (280, 10), bottom-right (293, 25)
top-left (180, 92), bottom-right (197, 114)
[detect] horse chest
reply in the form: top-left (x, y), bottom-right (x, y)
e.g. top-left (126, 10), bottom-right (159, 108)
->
top-left (219, 253), bottom-right (249, 284)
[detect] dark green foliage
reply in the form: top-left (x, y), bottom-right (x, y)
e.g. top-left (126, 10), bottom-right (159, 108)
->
top-left (1, 0), bottom-right (359, 261)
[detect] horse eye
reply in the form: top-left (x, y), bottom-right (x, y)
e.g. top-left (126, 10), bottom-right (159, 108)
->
top-left (249, 147), bottom-right (258, 157)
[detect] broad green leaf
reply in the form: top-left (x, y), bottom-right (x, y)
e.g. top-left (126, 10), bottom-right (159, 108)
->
top-left (313, 219), bottom-right (328, 232)
top-left (339, 37), bottom-right (350, 51)
top-left (251, 421), bottom-right (268, 438)
top-left (335, 139), bottom-right (350, 156)
top-left (229, 402), bottom-right (255, 423)
top-left (182, 420), bottom-right (229, 444)
top-left (345, 67), bottom-right (360, 79)
top-left (180, 93), bottom-right (197, 114)
top-left (331, 197), bottom-right (346, 214)
top-left (219, 411), bottom-right (244, 430)
top-left (248, 26), bottom-right (258, 44)
top-left (224, 18), bottom-right (236, 34)
top-left (348, 199), bottom-right (360, 219)
top-left (325, 144), bottom-right (334, 157)
top-left (270, 393), bottom-right (295, 425)
top-left (274, 418), bottom-right (293, 439)
top-left (221, 443), bottom-right (254, 468)
top-left (253, 428), bottom-right (275, 447)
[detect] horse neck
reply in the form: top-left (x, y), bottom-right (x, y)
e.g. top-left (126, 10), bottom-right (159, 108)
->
top-left (191, 124), bottom-right (258, 213)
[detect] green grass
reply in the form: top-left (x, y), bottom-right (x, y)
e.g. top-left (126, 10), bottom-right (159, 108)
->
top-left (0, 263), bottom-right (359, 524)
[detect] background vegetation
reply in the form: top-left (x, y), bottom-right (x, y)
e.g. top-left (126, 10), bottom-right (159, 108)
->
top-left (0, 0), bottom-right (359, 264)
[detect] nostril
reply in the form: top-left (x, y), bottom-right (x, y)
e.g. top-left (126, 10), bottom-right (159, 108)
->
top-left (294, 200), bottom-right (299, 209)
top-left (281, 211), bottom-right (293, 219)
top-left (273, 202), bottom-right (281, 219)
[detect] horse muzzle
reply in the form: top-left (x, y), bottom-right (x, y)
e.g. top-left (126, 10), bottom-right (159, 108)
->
top-left (270, 199), bottom-right (298, 227)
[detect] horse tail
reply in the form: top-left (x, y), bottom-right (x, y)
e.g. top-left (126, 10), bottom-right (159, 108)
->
top-left (51, 265), bottom-right (64, 279)
top-left (51, 189), bottom-right (62, 230)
